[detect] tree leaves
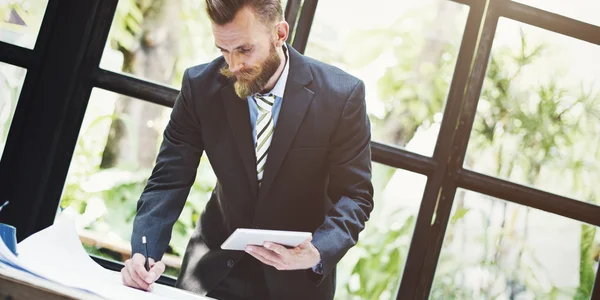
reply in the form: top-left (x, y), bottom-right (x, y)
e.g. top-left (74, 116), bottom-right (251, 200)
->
top-left (574, 224), bottom-right (596, 300)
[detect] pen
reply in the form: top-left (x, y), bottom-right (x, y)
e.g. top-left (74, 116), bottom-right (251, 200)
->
top-left (0, 201), bottom-right (8, 213)
top-left (142, 236), bottom-right (150, 272)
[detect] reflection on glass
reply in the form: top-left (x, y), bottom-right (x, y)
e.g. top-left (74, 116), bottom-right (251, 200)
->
top-left (336, 164), bottom-right (426, 300)
top-left (0, 62), bottom-right (27, 158)
top-left (0, 0), bottom-right (49, 49)
top-left (58, 88), bottom-right (216, 277)
top-left (514, 0), bottom-right (600, 27)
top-left (431, 189), bottom-right (600, 299)
top-left (100, 0), bottom-right (288, 89)
top-left (305, 0), bottom-right (468, 155)
top-left (465, 18), bottom-right (600, 203)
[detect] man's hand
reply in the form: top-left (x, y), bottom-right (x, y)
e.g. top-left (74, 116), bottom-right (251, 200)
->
top-left (121, 253), bottom-right (166, 291)
top-left (245, 237), bottom-right (321, 271)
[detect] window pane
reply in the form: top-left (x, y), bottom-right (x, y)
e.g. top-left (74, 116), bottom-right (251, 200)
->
top-left (514, 0), bottom-right (600, 27)
top-left (431, 189), bottom-right (600, 299)
top-left (0, 0), bottom-right (49, 49)
top-left (99, 0), bottom-right (288, 89)
top-left (465, 18), bottom-right (600, 203)
top-left (304, 0), bottom-right (468, 155)
top-left (0, 62), bottom-right (26, 158)
top-left (57, 88), bottom-right (216, 277)
top-left (336, 164), bottom-right (426, 300)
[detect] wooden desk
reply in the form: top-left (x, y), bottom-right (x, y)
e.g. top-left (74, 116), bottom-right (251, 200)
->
top-left (0, 267), bottom-right (105, 300)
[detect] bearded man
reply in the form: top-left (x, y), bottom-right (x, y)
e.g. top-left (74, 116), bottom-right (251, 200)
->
top-left (121, 0), bottom-right (374, 299)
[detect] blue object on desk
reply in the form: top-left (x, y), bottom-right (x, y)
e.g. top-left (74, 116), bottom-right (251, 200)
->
top-left (0, 222), bottom-right (17, 256)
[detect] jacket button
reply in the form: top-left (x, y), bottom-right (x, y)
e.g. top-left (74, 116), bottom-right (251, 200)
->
top-left (226, 259), bottom-right (235, 268)
top-left (254, 225), bottom-right (260, 229)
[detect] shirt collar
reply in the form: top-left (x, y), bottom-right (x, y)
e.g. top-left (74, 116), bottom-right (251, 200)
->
top-left (268, 44), bottom-right (290, 99)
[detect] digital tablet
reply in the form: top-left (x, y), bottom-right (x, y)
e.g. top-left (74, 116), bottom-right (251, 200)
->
top-left (221, 228), bottom-right (312, 251)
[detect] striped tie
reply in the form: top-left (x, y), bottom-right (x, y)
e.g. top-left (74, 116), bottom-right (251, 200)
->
top-left (254, 93), bottom-right (275, 181)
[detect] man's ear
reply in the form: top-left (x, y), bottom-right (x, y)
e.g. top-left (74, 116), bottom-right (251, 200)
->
top-left (274, 21), bottom-right (289, 47)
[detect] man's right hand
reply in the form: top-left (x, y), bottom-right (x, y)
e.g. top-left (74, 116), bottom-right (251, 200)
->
top-left (121, 253), bottom-right (166, 291)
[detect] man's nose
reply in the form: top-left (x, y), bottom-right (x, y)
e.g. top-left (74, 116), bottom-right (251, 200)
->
top-left (228, 55), bottom-right (244, 73)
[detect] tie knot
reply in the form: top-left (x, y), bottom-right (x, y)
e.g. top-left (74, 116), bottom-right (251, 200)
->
top-left (255, 93), bottom-right (275, 112)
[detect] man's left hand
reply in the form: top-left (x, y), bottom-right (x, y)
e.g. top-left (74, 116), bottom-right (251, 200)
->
top-left (245, 237), bottom-right (321, 270)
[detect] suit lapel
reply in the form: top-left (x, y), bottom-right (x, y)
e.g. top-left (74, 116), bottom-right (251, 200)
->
top-left (257, 46), bottom-right (314, 205)
top-left (221, 84), bottom-right (259, 197)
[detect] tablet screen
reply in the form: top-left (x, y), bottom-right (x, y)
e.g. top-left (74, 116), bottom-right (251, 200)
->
top-left (221, 228), bottom-right (312, 251)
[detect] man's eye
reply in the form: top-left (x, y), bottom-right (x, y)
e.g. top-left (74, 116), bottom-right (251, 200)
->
top-left (241, 48), bottom-right (252, 54)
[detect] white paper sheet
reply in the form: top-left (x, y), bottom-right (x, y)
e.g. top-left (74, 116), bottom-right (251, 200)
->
top-left (0, 219), bottom-right (211, 300)
top-left (0, 222), bottom-right (101, 297)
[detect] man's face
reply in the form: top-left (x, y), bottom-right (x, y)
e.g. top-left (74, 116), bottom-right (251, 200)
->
top-left (214, 6), bottom-right (282, 99)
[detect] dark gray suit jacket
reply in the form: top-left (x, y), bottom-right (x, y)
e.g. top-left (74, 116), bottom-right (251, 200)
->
top-left (131, 45), bottom-right (374, 300)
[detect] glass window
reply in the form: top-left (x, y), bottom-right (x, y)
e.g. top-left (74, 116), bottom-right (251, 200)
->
top-left (304, 0), bottom-right (469, 155)
top-left (465, 18), bottom-right (600, 204)
top-left (431, 189), bottom-right (600, 299)
top-left (99, 0), bottom-right (288, 89)
top-left (57, 88), bottom-right (217, 277)
top-left (0, 62), bottom-right (27, 158)
top-left (513, 0), bottom-right (600, 27)
top-left (336, 164), bottom-right (426, 300)
top-left (0, 0), bottom-right (49, 49)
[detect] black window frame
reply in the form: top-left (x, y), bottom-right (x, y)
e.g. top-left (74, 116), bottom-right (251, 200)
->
top-left (1, 0), bottom-right (600, 298)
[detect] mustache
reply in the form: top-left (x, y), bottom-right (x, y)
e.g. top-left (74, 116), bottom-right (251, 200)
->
top-left (220, 65), bottom-right (261, 81)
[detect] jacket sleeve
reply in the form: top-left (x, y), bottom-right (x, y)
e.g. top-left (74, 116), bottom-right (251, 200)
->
top-left (310, 80), bottom-right (374, 284)
top-left (130, 68), bottom-right (204, 261)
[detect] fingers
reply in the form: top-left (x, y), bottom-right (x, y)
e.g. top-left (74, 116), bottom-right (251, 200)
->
top-left (247, 249), bottom-right (282, 269)
top-left (298, 237), bottom-right (313, 250)
top-left (247, 246), bottom-right (285, 270)
top-left (132, 253), bottom-right (154, 284)
top-left (149, 261), bottom-right (166, 280)
top-left (121, 266), bottom-right (134, 286)
top-left (248, 246), bottom-right (281, 262)
top-left (263, 242), bottom-right (287, 255)
top-left (122, 259), bottom-right (150, 290)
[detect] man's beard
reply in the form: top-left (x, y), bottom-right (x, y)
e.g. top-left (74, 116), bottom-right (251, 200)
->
top-left (220, 42), bottom-right (282, 99)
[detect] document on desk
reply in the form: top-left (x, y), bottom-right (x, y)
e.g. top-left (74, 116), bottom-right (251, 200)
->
top-left (0, 219), bottom-right (211, 300)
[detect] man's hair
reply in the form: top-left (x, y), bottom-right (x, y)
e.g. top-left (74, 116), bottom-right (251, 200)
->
top-left (205, 0), bottom-right (283, 25)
